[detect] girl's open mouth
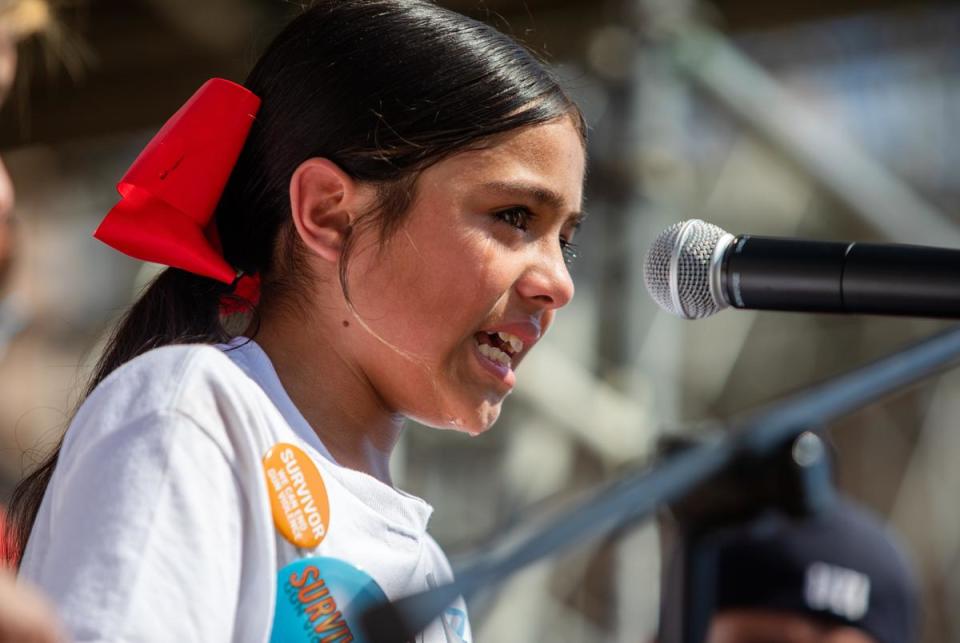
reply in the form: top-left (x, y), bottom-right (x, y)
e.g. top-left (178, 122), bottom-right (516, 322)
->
top-left (474, 330), bottom-right (524, 369)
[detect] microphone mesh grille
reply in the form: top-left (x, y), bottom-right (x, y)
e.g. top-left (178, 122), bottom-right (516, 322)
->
top-left (644, 219), bottom-right (728, 319)
top-left (643, 222), bottom-right (683, 314)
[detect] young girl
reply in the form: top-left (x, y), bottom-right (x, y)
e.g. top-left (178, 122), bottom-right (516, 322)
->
top-left (9, 2), bottom-right (586, 641)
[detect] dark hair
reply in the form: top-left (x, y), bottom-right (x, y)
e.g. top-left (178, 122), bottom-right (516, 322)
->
top-left (5, 0), bottom-right (585, 563)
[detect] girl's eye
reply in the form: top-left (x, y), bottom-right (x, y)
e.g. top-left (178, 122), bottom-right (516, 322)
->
top-left (495, 206), bottom-right (532, 231)
top-left (560, 239), bottom-right (579, 266)
top-left (495, 206), bottom-right (581, 266)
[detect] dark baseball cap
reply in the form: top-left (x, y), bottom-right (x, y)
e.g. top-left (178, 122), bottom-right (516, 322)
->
top-left (712, 497), bottom-right (919, 643)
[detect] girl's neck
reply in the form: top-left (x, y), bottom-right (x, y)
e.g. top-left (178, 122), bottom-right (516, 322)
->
top-left (251, 310), bottom-right (404, 485)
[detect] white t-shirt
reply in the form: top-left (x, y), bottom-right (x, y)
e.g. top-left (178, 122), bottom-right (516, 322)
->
top-left (19, 338), bottom-right (471, 643)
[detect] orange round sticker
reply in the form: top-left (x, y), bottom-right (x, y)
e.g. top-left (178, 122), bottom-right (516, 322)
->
top-left (262, 443), bottom-right (330, 549)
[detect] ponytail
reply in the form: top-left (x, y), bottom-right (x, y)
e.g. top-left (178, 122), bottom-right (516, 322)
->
top-left (87, 269), bottom-right (237, 393)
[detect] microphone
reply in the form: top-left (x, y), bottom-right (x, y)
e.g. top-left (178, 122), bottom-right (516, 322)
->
top-left (643, 219), bottom-right (960, 319)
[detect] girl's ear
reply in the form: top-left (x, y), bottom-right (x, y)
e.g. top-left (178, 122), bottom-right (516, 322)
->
top-left (289, 158), bottom-right (357, 263)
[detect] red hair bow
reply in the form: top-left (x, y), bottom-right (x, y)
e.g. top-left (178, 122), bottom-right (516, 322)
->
top-left (94, 78), bottom-right (262, 306)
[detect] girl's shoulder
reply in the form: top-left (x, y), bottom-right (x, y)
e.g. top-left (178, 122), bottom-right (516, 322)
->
top-left (66, 343), bottom-right (269, 456)
top-left (88, 342), bottom-right (251, 411)
top-left (22, 343), bottom-right (279, 641)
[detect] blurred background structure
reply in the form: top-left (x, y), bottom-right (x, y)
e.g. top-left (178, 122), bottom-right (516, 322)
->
top-left (1, 0), bottom-right (958, 640)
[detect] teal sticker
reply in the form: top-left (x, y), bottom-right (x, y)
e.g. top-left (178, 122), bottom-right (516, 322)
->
top-left (443, 607), bottom-right (467, 639)
top-left (271, 557), bottom-right (387, 643)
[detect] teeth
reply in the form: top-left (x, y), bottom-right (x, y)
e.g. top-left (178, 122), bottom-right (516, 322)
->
top-left (478, 342), bottom-right (512, 367)
top-left (496, 331), bottom-right (524, 354)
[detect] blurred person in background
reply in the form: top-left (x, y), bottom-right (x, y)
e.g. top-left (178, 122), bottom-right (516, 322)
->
top-left (0, 1), bottom-right (66, 641)
top-left (0, 0), bottom-right (43, 361)
top-left (2, 499), bottom-right (63, 643)
top-left (0, 564), bottom-right (62, 643)
top-left (5, 1), bottom-right (585, 641)
top-left (704, 496), bottom-right (919, 643)
top-left (0, 187), bottom-right (19, 360)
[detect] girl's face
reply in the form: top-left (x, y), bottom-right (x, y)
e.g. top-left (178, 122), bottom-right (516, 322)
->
top-left (341, 117), bottom-right (585, 435)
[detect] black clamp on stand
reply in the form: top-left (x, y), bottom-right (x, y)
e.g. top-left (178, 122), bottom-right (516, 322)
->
top-left (657, 429), bottom-right (836, 643)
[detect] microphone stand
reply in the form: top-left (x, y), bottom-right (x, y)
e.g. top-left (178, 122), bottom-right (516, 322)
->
top-left (361, 324), bottom-right (960, 643)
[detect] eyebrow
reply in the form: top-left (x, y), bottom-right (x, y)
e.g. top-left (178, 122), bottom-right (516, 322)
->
top-left (479, 180), bottom-right (586, 226)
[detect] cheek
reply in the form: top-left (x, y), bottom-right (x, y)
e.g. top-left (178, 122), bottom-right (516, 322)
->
top-left (420, 231), bottom-right (510, 347)
top-left (348, 227), bottom-right (504, 347)
top-left (343, 228), bottom-right (513, 432)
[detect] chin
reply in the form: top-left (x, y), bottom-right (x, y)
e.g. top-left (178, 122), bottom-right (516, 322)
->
top-left (462, 403), bottom-right (503, 436)
top-left (413, 398), bottom-right (504, 436)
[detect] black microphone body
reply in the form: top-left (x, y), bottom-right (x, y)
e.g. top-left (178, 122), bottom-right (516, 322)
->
top-left (723, 236), bottom-right (960, 318)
